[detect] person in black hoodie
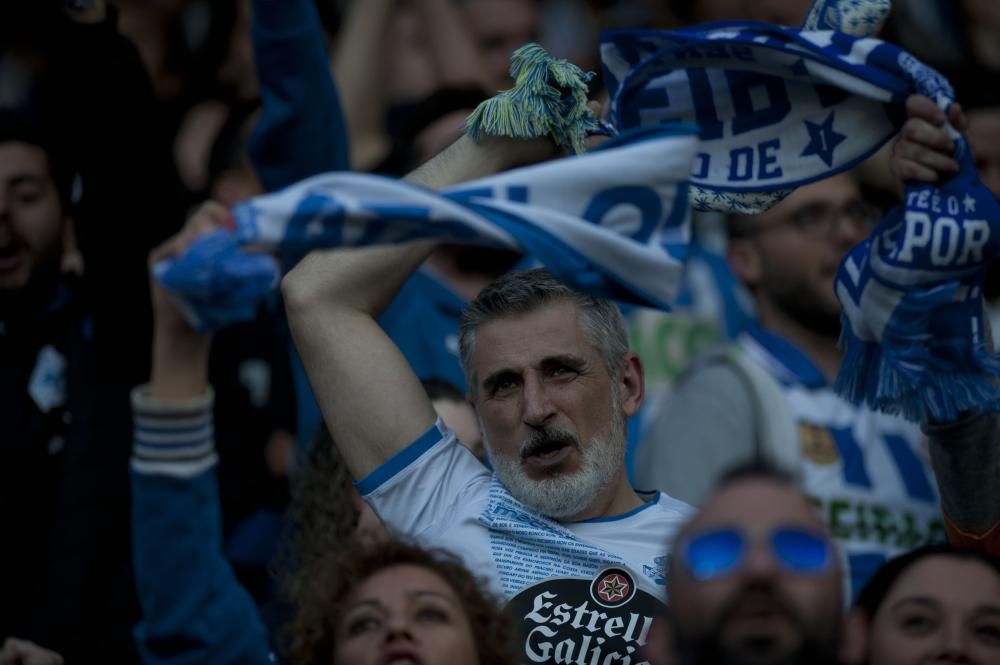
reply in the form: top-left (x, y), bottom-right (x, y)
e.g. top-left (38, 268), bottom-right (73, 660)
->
top-left (0, 1), bottom-right (181, 661)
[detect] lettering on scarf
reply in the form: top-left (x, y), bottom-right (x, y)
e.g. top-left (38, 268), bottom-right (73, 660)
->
top-left (887, 192), bottom-right (989, 267)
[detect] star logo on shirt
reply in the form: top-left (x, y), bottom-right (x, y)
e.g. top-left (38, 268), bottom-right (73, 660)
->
top-left (589, 566), bottom-right (638, 607)
top-left (597, 574), bottom-right (630, 603)
top-left (800, 111), bottom-right (847, 167)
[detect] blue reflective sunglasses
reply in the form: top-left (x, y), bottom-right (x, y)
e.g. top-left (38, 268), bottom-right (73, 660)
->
top-left (681, 527), bottom-right (832, 581)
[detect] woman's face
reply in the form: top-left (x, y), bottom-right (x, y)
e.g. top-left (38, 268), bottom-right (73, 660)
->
top-left (867, 556), bottom-right (1000, 665)
top-left (333, 564), bottom-right (480, 665)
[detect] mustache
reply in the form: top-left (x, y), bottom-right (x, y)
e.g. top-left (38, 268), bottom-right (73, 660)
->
top-left (714, 587), bottom-right (804, 632)
top-left (519, 426), bottom-right (580, 461)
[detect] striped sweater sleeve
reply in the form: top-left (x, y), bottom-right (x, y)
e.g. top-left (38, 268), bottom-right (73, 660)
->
top-left (131, 385), bottom-right (217, 478)
top-left (130, 385), bottom-right (274, 665)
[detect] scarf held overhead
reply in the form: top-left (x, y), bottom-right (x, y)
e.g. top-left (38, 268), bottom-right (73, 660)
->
top-left (835, 138), bottom-right (1000, 424)
top-left (157, 127), bottom-right (697, 332)
top-left (600, 16), bottom-right (952, 213)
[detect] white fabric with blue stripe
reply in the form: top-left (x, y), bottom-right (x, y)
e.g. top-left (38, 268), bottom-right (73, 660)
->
top-left (739, 327), bottom-right (944, 599)
top-left (157, 126), bottom-right (697, 332)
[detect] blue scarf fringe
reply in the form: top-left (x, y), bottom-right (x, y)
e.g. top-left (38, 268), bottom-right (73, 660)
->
top-left (836, 282), bottom-right (1000, 423)
top-left (465, 43), bottom-right (598, 155)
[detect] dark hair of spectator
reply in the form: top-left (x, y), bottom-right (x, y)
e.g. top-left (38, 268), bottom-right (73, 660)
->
top-left (853, 544), bottom-right (1000, 617)
top-left (716, 459), bottom-right (797, 489)
top-left (283, 538), bottom-right (516, 665)
top-left (0, 108), bottom-right (75, 210)
top-left (276, 425), bottom-right (359, 623)
top-left (376, 85), bottom-right (491, 175)
top-left (207, 99), bottom-right (260, 189)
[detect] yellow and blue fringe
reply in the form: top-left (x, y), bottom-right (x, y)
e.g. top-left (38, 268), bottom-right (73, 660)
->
top-left (466, 43), bottom-right (598, 155)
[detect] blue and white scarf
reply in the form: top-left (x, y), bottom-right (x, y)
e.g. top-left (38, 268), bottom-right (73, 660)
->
top-left (157, 126), bottom-right (697, 331)
top-left (600, 2), bottom-right (951, 214)
top-left (835, 137), bottom-right (1000, 423)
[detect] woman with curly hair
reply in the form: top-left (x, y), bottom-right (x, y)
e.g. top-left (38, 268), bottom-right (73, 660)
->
top-left (851, 544), bottom-right (1000, 665)
top-left (285, 538), bottom-right (516, 665)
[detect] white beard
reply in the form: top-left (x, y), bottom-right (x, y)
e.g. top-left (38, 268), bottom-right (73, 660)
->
top-left (485, 392), bottom-right (626, 520)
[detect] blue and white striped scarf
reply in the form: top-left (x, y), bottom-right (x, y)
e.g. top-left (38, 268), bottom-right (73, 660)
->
top-left (600, 3), bottom-right (949, 214)
top-left (157, 127), bottom-right (697, 331)
top-left (835, 139), bottom-right (1000, 423)
top-left (599, 1), bottom-right (1000, 420)
top-left (160, 0), bottom-right (1000, 423)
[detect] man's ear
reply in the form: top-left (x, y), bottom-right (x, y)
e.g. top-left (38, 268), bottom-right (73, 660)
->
top-left (60, 216), bottom-right (84, 276)
top-left (839, 607), bottom-right (869, 665)
top-left (727, 237), bottom-right (762, 287)
top-left (619, 352), bottom-right (644, 418)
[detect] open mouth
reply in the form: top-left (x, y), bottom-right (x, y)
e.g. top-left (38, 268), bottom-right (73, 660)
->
top-left (0, 244), bottom-right (20, 271)
top-left (523, 438), bottom-right (569, 460)
top-left (382, 652), bottom-right (424, 665)
top-left (521, 432), bottom-right (577, 471)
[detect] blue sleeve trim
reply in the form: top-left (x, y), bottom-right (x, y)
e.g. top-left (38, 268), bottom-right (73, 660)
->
top-left (573, 491), bottom-right (662, 523)
top-left (355, 420), bottom-right (446, 495)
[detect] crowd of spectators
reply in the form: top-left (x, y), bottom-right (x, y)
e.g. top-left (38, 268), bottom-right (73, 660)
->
top-left (1, 0), bottom-right (999, 664)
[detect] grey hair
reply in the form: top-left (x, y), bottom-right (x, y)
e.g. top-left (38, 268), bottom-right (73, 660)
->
top-left (458, 269), bottom-right (629, 399)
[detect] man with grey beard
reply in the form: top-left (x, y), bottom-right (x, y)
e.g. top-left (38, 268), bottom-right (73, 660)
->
top-left (281, 135), bottom-right (693, 664)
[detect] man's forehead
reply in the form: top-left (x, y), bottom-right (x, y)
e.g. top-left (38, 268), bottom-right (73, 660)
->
top-left (766, 173), bottom-right (860, 214)
top-left (471, 303), bottom-right (606, 390)
top-left (689, 477), bottom-right (825, 532)
top-left (0, 141), bottom-right (52, 178)
top-left (474, 301), bottom-right (589, 358)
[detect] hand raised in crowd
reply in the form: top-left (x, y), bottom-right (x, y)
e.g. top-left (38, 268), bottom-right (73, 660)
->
top-left (891, 94), bottom-right (968, 186)
top-left (0, 638), bottom-right (63, 665)
top-left (147, 201), bottom-right (230, 400)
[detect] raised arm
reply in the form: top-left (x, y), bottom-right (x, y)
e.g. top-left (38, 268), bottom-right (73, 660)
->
top-left (248, 0), bottom-right (350, 191)
top-left (889, 94), bottom-right (1000, 554)
top-left (131, 203), bottom-right (271, 665)
top-left (281, 134), bottom-right (554, 481)
top-left (331, 0), bottom-right (396, 170)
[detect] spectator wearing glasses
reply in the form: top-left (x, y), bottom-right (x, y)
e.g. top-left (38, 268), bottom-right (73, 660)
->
top-left (635, 171), bottom-right (949, 598)
top-left (657, 463), bottom-right (861, 665)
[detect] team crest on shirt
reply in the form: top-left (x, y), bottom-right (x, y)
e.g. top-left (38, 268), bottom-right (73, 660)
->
top-left (590, 567), bottom-right (636, 608)
top-left (504, 566), bottom-right (662, 664)
top-left (799, 423), bottom-right (840, 465)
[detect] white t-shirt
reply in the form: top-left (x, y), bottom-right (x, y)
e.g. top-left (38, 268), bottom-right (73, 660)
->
top-left (359, 419), bottom-right (693, 664)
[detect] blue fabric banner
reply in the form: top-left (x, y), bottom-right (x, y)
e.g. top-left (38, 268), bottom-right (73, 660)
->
top-left (601, 21), bottom-right (952, 212)
top-left (158, 126), bottom-right (698, 331)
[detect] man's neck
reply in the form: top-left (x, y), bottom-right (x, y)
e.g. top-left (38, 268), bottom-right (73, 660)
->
top-left (757, 302), bottom-right (841, 382)
top-left (570, 471), bottom-right (645, 522)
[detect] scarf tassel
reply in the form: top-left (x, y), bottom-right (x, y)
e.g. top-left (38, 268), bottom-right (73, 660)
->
top-left (836, 282), bottom-right (1000, 423)
top-left (466, 43), bottom-right (598, 155)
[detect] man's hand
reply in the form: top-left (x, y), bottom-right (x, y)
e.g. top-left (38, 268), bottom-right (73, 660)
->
top-left (891, 94), bottom-right (968, 186)
top-left (148, 201), bottom-right (231, 400)
top-left (0, 638), bottom-right (63, 665)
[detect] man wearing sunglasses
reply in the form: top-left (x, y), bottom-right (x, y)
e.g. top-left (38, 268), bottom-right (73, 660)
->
top-left (661, 464), bottom-right (862, 665)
